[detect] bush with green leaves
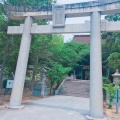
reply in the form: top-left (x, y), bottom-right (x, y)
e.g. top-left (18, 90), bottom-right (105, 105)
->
top-left (48, 62), bottom-right (71, 94)
top-left (102, 76), bottom-right (110, 84)
top-left (108, 52), bottom-right (120, 71)
top-left (103, 83), bottom-right (118, 108)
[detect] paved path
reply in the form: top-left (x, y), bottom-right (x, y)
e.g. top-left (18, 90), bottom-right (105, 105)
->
top-left (0, 96), bottom-right (90, 120)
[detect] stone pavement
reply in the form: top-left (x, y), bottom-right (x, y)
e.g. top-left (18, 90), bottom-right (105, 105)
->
top-left (0, 95), bottom-right (90, 120)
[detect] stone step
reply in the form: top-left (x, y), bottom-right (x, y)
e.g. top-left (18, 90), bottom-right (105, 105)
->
top-left (58, 80), bottom-right (90, 98)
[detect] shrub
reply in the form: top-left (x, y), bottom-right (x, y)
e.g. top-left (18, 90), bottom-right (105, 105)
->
top-left (103, 83), bottom-right (118, 108)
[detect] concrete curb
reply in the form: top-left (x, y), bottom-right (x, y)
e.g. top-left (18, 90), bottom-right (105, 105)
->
top-left (86, 115), bottom-right (110, 120)
top-left (7, 105), bottom-right (24, 109)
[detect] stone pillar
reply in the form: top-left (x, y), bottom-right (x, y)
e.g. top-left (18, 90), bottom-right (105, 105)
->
top-left (41, 71), bottom-right (46, 97)
top-left (90, 12), bottom-right (104, 118)
top-left (8, 16), bottom-right (33, 108)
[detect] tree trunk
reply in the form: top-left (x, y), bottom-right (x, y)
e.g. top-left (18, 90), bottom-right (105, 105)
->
top-left (0, 36), bottom-right (10, 88)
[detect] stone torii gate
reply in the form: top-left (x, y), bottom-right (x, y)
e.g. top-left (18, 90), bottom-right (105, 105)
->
top-left (5, 0), bottom-right (120, 119)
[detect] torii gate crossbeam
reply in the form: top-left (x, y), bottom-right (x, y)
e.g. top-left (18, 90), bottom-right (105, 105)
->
top-left (4, 0), bottom-right (120, 20)
top-left (7, 21), bottom-right (120, 34)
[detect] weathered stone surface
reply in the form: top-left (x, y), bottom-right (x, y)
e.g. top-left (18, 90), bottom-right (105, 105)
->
top-left (9, 16), bottom-right (33, 108)
top-left (58, 80), bottom-right (90, 98)
top-left (5, 1), bottom-right (120, 20)
top-left (90, 11), bottom-right (103, 118)
top-left (32, 82), bottom-right (50, 96)
top-left (7, 21), bottom-right (120, 35)
top-left (0, 100), bottom-right (3, 105)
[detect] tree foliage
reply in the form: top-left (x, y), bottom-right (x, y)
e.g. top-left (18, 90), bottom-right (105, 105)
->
top-left (48, 62), bottom-right (71, 94)
top-left (108, 52), bottom-right (120, 70)
top-left (103, 83), bottom-right (118, 108)
top-left (105, 14), bottom-right (120, 22)
top-left (47, 40), bottom-right (89, 92)
top-left (5, 0), bottom-right (52, 6)
top-left (102, 13), bottom-right (120, 72)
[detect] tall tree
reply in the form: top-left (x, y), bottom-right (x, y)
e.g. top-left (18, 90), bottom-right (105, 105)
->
top-left (29, 34), bottom-right (54, 90)
top-left (102, 13), bottom-right (120, 72)
top-left (48, 40), bottom-right (90, 93)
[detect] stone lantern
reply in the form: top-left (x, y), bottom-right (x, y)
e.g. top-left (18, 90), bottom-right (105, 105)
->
top-left (41, 69), bottom-right (47, 97)
top-left (112, 69), bottom-right (120, 114)
top-left (112, 69), bottom-right (120, 86)
top-left (32, 68), bottom-right (50, 97)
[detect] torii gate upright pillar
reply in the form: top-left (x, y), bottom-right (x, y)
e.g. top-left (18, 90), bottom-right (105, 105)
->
top-left (8, 16), bottom-right (33, 108)
top-left (90, 11), bottom-right (104, 118)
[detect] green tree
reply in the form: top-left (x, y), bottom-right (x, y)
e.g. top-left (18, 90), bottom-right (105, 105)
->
top-left (105, 14), bottom-right (120, 22)
top-left (29, 34), bottom-right (54, 90)
top-left (51, 40), bottom-right (90, 68)
top-left (108, 52), bottom-right (120, 70)
top-left (48, 62), bottom-right (71, 94)
top-left (103, 83), bottom-right (118, 108)
top-left (5, 0), bottom-right (52, 6)
top-left (102, 13), bottom-right (120, 72)
top-left (47, 40), bottom-right (89, 93)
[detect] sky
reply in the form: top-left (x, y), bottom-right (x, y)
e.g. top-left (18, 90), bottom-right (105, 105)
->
top-left (56, 0), bottom-right (104, 42)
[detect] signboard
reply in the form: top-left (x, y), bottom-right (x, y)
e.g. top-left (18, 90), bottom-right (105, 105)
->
top-left (53, 5), bottom-right (65, 27)
top-left (6, 80), bottom-right (14, 88)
